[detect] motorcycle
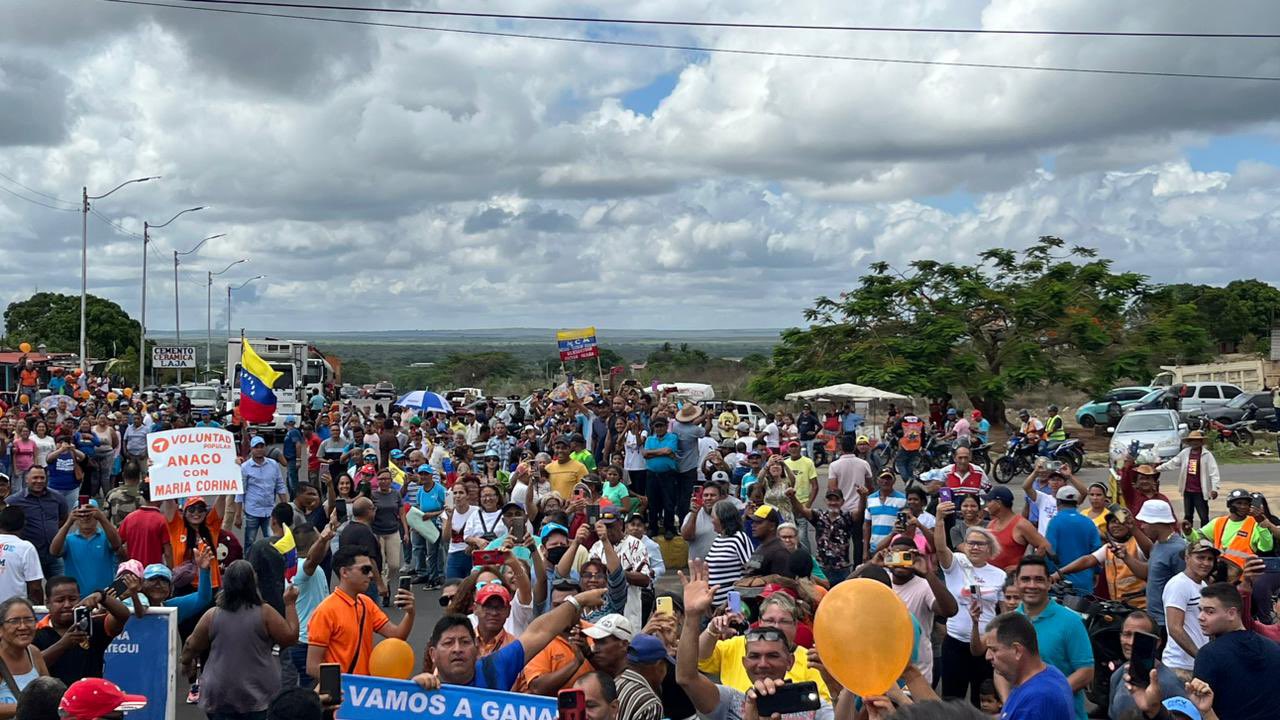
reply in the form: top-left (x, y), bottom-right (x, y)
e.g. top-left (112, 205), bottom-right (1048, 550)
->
top-left (969, 441), bottom-right (994, 474)
top-left (992, 435), bottom-right (1038, 484)
top-left (918, 433), bottom-right (955, 471)
top-left (1041, 437), bottom-right (1085, 473)
top-left (1188, 404), bottom-right (1257, 446)
top-left (1051, 584), bottom-right (1138, 714)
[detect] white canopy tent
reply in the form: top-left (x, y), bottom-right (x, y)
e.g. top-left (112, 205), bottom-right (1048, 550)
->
top-left (784, 383), bottom-right (914, 440)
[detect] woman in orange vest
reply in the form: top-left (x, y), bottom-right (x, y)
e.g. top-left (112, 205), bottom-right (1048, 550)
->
top-left (1201, 489), bottom-right (1276, 568)
top-left (163, 495), bottom-right (228, 588)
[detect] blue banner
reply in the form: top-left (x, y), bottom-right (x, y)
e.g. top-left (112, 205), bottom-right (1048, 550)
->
top-left (104, 611), bottom-right (175, 720)
top-left (339, 675), bottom-right (557, 720)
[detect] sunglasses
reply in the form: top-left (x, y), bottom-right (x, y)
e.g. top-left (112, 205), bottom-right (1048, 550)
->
top-left (354, 564), bottom-right (375, 575)
top-left (476, 579), bottom-right (504, 590)
top-left (745, 627), bottom-right (789, 645)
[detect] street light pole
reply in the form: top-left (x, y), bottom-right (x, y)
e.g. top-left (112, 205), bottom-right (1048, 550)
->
top-left (207, 259), bottom-right (246, 375)
top-left (227, 276), bottom-right (264, 339)
top-left (140, 206), bottom-right (204, 389)
top-left (82, 175), bottom-right (158, 375)
top-left (173, 233), bottom-right (225, 384)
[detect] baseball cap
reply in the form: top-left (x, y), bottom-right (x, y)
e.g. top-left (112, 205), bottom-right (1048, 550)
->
top-left (539, 522), bottom-right (570, 541)
top-left (1055, 486), bottom-right (1081, 503)
top-left (249, 435), bottom-right (266, 447)
top-left (746, 451), bottom-right (762, 459)
top-left (475, 584), bottom-right (512, 606)
top-left (710, 470), bottom-right (730, 483)
top-left (1134, 499), bottom-right (1176, 525)
top-left (182, 496), bottom-right (208, 510)
top-left (409, 416), bottom-right (423, 426)
top-left (143, 564), bottom-right (173, 582)
top-left (825, 488), bottom-right (844, 499)
top-left (752, 504), bottom-right (782, 524)
top-left (627, 633), bottom-right (674, 664)
top-left (783, 441), bottom-right (801, 451)
top-left (390, 449), bottom-right (405, 459)
top-left (284, 416), bottom-right (296, 425)
top-left (855, 435), bottom-right (870, 444)
top-left (1187, 538), bottom-right (1221, 556)
top-left (501, 502), bottom-right (526, 515)
top-left (59, 678), bottom-right (148, 720)
top-left (1162, 697), bottom-right (1202, 720)
top-left (416, 464), bottom-right (435, 474)
top-left (982, 486), bottom-right (1015, 508)
top-left (583, 613), bottom-right (634, 641)
top-left (599, 505), bottom-right (623, 524)
top-left (116, 559), bottom-right (145, 579)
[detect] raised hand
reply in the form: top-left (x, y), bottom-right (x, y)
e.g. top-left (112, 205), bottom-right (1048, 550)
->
top-left (679, 559), bottom-right (717, 616)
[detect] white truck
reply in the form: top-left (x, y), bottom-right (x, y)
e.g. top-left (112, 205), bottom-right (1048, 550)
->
top-left (1151, 356), bottom-right (1280, 392)
top-left (226, 337), bottom-right (308, 434)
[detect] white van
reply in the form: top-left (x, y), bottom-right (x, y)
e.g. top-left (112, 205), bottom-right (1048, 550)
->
top-left (1177, 382), bottom-right (1243, 414)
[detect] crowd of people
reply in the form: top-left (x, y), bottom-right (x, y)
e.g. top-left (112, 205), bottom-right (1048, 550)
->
top-left (0, 362), bottom-right (1277, 720)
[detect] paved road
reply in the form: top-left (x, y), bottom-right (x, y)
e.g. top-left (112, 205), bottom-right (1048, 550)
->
top-left (170, 461), bottom-right (1277, 718)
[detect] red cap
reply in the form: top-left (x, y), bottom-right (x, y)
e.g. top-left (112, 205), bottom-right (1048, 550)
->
top-left (761, 583), bottom-right (797, 600)
top-left (60, 678), bottom-right (148, 719)
top-left (475, 584), bottom-right (512, 606)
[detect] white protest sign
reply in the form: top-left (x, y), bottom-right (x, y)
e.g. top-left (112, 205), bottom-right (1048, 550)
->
top-left (147, 428), bottom-right (242, 501)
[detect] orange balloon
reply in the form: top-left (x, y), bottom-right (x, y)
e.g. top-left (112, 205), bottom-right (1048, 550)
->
top-left (18, 395), bottom-right (28, 404)
top-left (74, 369), bottom-right (83, 377)
top-left (107, 392), bottom-right (118, 402)
top-left (368, 638), bottom-right (415, 679)
top-left (123, 388), bottom-right (133, 398)
top-left (812, 578), bottom-right (914, 697)
top-left (18, 342), bottom-right (30, 353)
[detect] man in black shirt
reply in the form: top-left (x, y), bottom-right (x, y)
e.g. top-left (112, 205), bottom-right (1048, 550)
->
top-left (1189, 580), bottom-right (1280, 720)
top-left (338, 497), bottom-right (384, 603)
top-left (33, 575), bottom-right (135, 686)
top-left (744, 505), bottom-right (791, 577)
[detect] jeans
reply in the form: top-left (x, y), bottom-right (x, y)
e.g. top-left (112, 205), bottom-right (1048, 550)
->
top-left (39, 554), bottom-right (64, 581)
top-left (285, 459), bottom-right (300, 495)
top-left (288, 643), bottom-right (312, 688)
top-left (60, 487), bottom-right (81, 510)
top-left (411, 530), bottom-right (443, 583)
top-left (646, 470), bottom-right (676, 535)
top-left (243, 514), bottom-right (270, 547)
top-left (801, 439), bottom-right (819, 459)
top-left (446, 550), bottom-right (472, 580)
top-left (895, 450), bottom-right (919, 484)
top-left (795, 516), bottom-right (815, 554)
top-left (1183, 490), bottom-right (1210, 526)
top-left (278, 644), bottom-right (298, 689)
top-left (365, 583), bottom-right (380, 606)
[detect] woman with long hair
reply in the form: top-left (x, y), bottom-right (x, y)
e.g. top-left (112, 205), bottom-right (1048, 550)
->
top-left (90, 412), bottom-right (119, 494)
top-left (29, 421), bottom-right (54, 474)
top-left (933, 501), bottom-right (1006, 707)
top-left (602, 415), bottom-right (628, 467)
top-left (0, 597), bottom-right (49, 716)
top-left (180, 560), bottom-right (298, 720)
top-left (9, 425), bottom-right (35, 493)
top-left (754, 456), bottom-right (796, 523)
top-left (164, 495), bottom-right (228, 590)
top-left (704, 500), bottom-right (753, 605)
top-left (622, 416), bottom-right (648, 498)
top-left (462, 484), bottom-right (506, 552)
top-left (947, 494), bottom-right (987, 551)
top-left (444, 483), bottom-right (479, 580)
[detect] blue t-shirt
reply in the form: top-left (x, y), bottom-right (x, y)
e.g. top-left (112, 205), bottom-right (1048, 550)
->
top-left (470, 640), bottom-right (526, 690)
top-left (1016, 601), bottom-right (1093, 720)
top-left (292, 562), bottom-right (330, 643)
top-left (64, 528), bottom-right (116, 596)
top-left (47, 452), bottom-right (79, 491)
top-left (416, 483), bottom-right (447, 514)
top-left (283, 428), bottom-right (304, 460)
top-left (975, 419), bottom-right (991, 442)
top-left (1002, 664), bottom-right (1074, 720)
top-left (1045, 508), bottom-right (1102, 590)
top-left (73, 431), bottom-right (99, 458)
top-left (643, 433), bottom-right (679, 473)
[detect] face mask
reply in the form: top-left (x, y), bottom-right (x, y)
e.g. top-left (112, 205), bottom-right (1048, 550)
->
top-left (546, 546), bottom-right (569, 564)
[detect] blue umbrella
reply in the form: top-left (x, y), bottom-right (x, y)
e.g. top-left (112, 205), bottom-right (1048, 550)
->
top-left (395, 390), bottom-right (454, 414)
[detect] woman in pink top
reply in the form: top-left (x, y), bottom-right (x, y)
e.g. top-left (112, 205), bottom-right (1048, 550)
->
top-left (11, 424), bottom-right (36, 490)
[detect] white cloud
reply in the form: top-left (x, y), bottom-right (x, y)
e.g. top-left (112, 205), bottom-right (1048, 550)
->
top-left (1, 0), bottom-right (1279, 333)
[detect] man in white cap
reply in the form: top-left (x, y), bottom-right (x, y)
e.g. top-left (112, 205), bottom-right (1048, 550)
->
top-left (235, 436), bottom-right (288, 546)
top-left (1132, 499), bottom-right (1186, 629)
top-left (584, 614), bottom-right (662, 720)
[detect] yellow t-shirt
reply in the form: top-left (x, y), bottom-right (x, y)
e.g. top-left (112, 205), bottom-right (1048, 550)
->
top-left (546, 459), bottom-right (589, 498)
top-left (698, 636), bottom-right (831, 702)
top-left (718, 412), bottom-right (739, 438)
top-left (785, 456), bottom-right (819, 504)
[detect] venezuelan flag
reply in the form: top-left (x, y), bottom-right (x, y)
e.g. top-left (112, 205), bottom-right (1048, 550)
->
top-left (239, 339), bottom-right (282, 424)
top-left (273, 524), bottom-right (298, 581)
top-left (388, 460), bottom-right (406, 492)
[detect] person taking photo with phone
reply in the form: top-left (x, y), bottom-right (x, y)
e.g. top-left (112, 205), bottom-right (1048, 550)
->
top-left (47, 502), bottom-right (124, 599)
top-left (33, 575), bottom-right (135, 686)
top-left (1106, 611), bottom-right (1187, 719)
top-left (305, 546), bottom-right (415, 680)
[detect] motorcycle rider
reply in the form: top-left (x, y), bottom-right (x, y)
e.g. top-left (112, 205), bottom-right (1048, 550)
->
top-left (1157, 430), bottom-right (1219, 529)
top-left (896, 414), bottom-right (926, 484)
top-left (971, 410), bottom-right (990, 445)
top-left (1199, 488), bottom-right (1275, 569)
top-left (1044, 405), bottom-right (1067, 447)
top-left (1018, 409), bottom-right (1045, 448)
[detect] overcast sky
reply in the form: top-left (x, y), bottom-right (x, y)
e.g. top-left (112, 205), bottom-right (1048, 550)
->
top-left (2, 0), bottom-right (1280, 334)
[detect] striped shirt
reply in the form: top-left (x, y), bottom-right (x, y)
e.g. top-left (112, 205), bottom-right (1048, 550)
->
top-left (865, 490), bottom-right (908, 550)
top-left (616, 669), bottom-right (663, 720)
top-left (706, 531), bottom-right (753, 604)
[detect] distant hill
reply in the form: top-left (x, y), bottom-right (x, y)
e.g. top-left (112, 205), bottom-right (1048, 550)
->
top-left (149, 327), bottom-right (784, 344)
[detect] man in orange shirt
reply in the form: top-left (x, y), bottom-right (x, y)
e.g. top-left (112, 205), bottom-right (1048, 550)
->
top-left (305, 545), bottom-right (415, 679)
top-left (515, 579), bottom-right (594, 695)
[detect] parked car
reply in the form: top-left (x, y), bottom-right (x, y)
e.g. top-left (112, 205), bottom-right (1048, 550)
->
top-left (1075, 386), bottom-right (1152, 427)
top-left (1175, 382), bottom-right (1243, 414)
top-left (1109, 409), bottom-right (1188, 464)
top-left (184, 384), bottom-right (223, 415)
top-left (371, 381), bottom-right (396, 399)
top-left (1193, 390), bottom-right (1276, 425)
top-left (339, 384), bottom-right (361, 399)
top-left (702, 400), bottom-right (767, 434)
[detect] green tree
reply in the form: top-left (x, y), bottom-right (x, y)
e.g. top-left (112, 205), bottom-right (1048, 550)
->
top-left (748, 237), bottom-right (1150, 420)
top-left (4, 292), bottom-right (142, 360)
top-left (342, 359), bottom-right (375, 385)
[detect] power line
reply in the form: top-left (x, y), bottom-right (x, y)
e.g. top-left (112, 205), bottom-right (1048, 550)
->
top-left (0, 184), bottom-right (80, 212)
top-left (178, 0), bottom-right (1280, 39)
top-left (0, 171), bottom-right (78, 207)
top-left (102, 0), bottom-right (1280, 82)
top-left (90, 208), bottom-right (145, 239)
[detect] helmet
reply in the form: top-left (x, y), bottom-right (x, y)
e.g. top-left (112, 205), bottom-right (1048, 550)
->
top-left (1227, 489), bottom-right (1251, 503)
top-left (1018, 409), bottom-right (1030, 418)
top-left (946, 408), bottom-right (957, 416)
top-left (971, 410), bottom-right (982, 419)
top-left (1048, 405), bottom-right (1059, 414)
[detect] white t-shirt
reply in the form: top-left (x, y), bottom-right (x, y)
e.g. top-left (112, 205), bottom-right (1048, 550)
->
top-left (697, 437), bottom-right (719, 471)
top-left (623, 431), bottom-right (648, 472)
top-left (914, 512), bottom-right (937, 530)
top-left (0, 534), bottom-right (43, 601)
top-left (462, 509), bottom-right (504, 546)
top-left (764, 422), bottom-right (780, 448)
top-left (1161, 573), bottom-right (1208, 670)
top-left (941, 554), bottom-right (1006, 642)
top-left (1033, 492), bottom-right (1059, 535)
top-left (589, 535), bottom-right (651, 630)
top-left (828, 455), bottom-right (874, 514)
